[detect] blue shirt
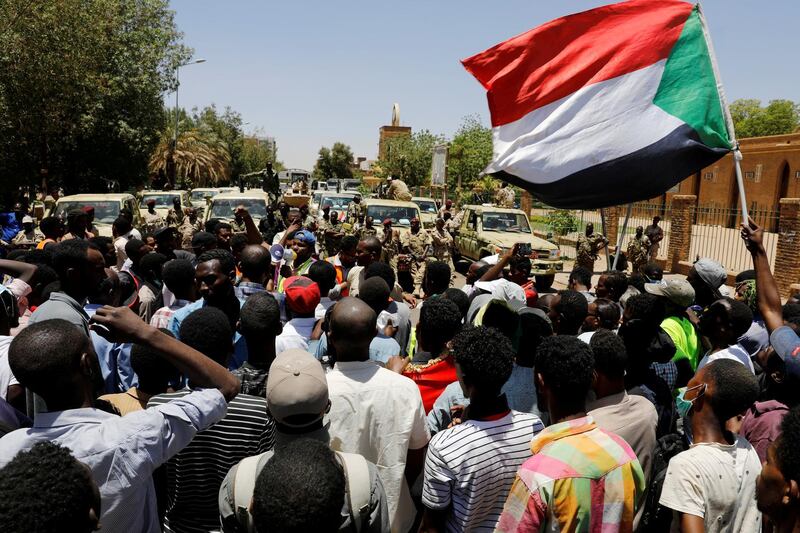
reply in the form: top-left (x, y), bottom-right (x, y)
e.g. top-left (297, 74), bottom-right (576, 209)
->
top-left (0, 388), bottom-right (228, 533)
top-left (85, 304), bottom-right (136, 393)
top-left (314, 332), bottom-right (401, 366)
top-left (168, 298), bottom-right (248, 369)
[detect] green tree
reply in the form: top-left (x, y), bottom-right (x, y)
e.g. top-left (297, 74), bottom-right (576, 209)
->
top-left (313, 142), bottom-right (355, 182)
top-left (376, 130), bottom-right (446, 187)
top-left (448, 115), bottom-right (493, 190)
top-left (0, 0), bottom-right (190, 196)
top-left (730, 99), bottom-right (800, 138)
top-left (149, 125), bottom-right (231, 188)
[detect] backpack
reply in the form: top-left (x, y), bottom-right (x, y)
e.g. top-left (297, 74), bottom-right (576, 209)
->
top-left (233, 450), bottom-right (371, 533)
top-left (638, 433), bottom-right (688, 532)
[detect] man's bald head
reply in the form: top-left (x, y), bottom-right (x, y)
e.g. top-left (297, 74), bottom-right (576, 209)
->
top-left (356, 236), bottom-right (383, 267)
top-left (239, 245), bottom-right (271, 284)
top-left (329, 297), bottom-right (377, 362)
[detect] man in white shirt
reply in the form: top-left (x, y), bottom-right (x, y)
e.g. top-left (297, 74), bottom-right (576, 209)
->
top-left (326, 297), bottom-right (429, 533)
top-left (275, 275), bottom-right (320, 353)
top-left (0, 307), bottom-right (240, 533)
top-left (696, 297), bottom-right (756, 373)
top-left (660, 359), bottom-right (762, 532)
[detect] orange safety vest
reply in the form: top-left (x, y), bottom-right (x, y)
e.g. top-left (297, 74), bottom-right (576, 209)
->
top-left (327, 256), bottom-right (350, 298)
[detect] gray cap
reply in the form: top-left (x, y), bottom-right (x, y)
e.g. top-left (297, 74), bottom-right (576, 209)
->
top-left (645, 279), bottom-right (696, 308)
top-left (694, 258), bottom-right (727, 298)
top-left (266, 349), bottom-right (329, 427)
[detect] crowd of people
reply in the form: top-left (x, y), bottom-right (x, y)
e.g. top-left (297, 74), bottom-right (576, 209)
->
top-left (0, 190), bottom-right (799, 533)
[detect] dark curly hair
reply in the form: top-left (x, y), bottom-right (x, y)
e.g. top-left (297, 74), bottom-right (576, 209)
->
top-left (452, 326), bottom-right (514, 393)
top-left (240, 292), bottom-right (282, 340)
top-left (704, 358), bottom-right (759, 421)
top-left (624, 293), bottom-right (666, 329)
top-left (131, 329), bottom-right (180, 395)
top-left (441, 288), bottom-right (469, 320)
top-left (161, 259), bottom-right (196, 296)
top-left (590, 329), bottom-right (627, 379)
top-left (0, 441), bottom-right (98, 533)
top-left (197, 248), bottom-right (236, 276)
top-left (424, 260), bottom-right (451, 296)
top-left (178, 307), bottom-right (233, 366)
top-left (600, 271), bottom-right (628, 301)
top-left (536, 335), bottom-right (595, 412)
top-left (418, 298), bottom-right (463, 355)
top-left (554, 290), bottom-right (589, 335)
top-left (364, 261), bottom-right (396, 290)
top-left (777, 406), bottom-right (800, 485)
top-left (568, 266), bottom-right (592, 289)
top-left (252, 438), bottom-right (344, 533)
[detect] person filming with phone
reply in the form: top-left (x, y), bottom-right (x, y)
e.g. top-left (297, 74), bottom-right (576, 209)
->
top-left (475, 242), bottom-right (536, 304)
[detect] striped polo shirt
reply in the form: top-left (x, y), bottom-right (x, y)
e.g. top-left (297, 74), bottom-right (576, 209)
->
top-left (422, 410), bottom-right (545, 531)
top-left (148, 390), bottom-right (274, 533)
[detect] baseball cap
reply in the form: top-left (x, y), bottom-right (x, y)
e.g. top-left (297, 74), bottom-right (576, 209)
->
top-left (645, 279), bottom-right (695, 308)
top-left (474, 278), bottom-right (526, 310)
top-left (769, 326), bottom-right (800, 381)
top-left (293, 229), bottom-right (316, 245)
top-left (694, 258), bottom-right (727, 298)
top-left (284, 276), bottom-right (321, 315)
top-left (266, 349), bottom-right (329, 427)
top-left (82, 205), bottom-right (95, 214)
top-left (21, 215), bottom-right (33, 224)
top-left (739, 321), bottom-right (769, 357)
top-left (382, 218), bottom-right (392, 225)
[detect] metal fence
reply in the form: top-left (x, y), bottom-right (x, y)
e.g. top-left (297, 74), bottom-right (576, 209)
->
top-left (531, 200), bottom-right (779, 273)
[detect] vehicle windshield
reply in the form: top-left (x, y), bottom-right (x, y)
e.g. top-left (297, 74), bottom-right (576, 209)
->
top-left (413, 200), bottom-right (437, 214)
top-left (53, 201), bottom-right (120, 224)
top-left (210, 198), bottom-right (268, 218)
top-left (142, 193), bottom-right (180, 207)
top-left (481, 212), bottom-right (532, 233)
top-left (312, 192), bottom-right (323, 205)
top-left (191, 190), bottom-right (217, 201)
top-left (366, 205), bottom-right (419, 227)
top-left (320, 194), bottom-right (355, 211)
top-left (343, 180), bottom-right (361, 190)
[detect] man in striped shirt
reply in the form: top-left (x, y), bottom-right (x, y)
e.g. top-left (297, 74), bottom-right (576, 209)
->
top-left (497, 335), bottom-right (645, 533)
top-left (149, 307), bottom-right (274, 533)
top-left (420, 326), bottom-right (544, 532)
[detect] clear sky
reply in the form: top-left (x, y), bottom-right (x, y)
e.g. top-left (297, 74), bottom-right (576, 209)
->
top-left (168, 0), bottom-right (799, 170)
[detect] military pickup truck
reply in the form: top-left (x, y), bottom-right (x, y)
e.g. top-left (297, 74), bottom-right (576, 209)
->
top-left (454, 204), bottom-right (563, 275)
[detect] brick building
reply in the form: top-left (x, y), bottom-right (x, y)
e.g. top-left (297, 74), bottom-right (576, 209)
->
top-left (637, 133), bottom-right (800, 225)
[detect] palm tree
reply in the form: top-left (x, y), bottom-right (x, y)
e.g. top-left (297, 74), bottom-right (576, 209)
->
top-left (149, 126), bottom-right (231, 188)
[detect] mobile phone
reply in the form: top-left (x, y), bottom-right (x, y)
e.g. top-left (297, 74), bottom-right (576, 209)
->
top-left (517, 243), bottom-right (532, 256)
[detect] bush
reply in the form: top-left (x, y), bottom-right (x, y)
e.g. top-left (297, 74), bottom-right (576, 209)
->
top-left (545, 210), bottom-right (578, 236)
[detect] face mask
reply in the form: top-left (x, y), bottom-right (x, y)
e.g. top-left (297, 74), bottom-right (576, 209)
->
top-left (676, 383), bottom-right (706, 419)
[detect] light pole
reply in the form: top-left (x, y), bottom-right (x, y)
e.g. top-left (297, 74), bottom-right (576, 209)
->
top-left (171, 58), bottom-right (206, 187)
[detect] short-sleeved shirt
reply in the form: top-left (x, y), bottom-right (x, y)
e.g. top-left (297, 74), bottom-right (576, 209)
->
top-left (659, 436), bottom-right (762, 532)
top-left (28, 291), bottom-right (90, 335)
top-left (423, 411), bottom-right (544, 531)
top-left (697, 344), bottom-right (755, 374)
top-left (0, 388), bottom-right (228, 533)
top-left (496, 416), bottom-right (645, 533)
top-left (148, 390), bottom-right (274, 533)
top-left (326, 360), bottom-right (430, 533)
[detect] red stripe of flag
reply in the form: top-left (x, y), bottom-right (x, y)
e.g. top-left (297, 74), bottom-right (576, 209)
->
top-left (462, 0), bottom-right (694, 127)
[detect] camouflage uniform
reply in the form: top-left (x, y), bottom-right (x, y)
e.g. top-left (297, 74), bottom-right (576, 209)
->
top-left (495, 187), bottom-right (515, 208)
top-left (324, 219), bottom-right (344, 258)
top-left (387, 179), bottom-right (412, 201)
top-left (430, 227), bottom-right (455, 273)
top-left (11, 228), bottom-right (44, 247)
top-left (381, 227), bottom-right (399, 268)
top-left (142, 211), bottom-right (166, 235)
top-left (400, 228), bottom-right (431, 294)
top-left (356, 225), bottom-right (379, 242)
top-left (315, 216), bottom-right (331, 257)
top-left (166, 209), bottom-right (184, 228)
top-left (179, 218), bottom-right (203, 251)
top-left (626, 234), bottom-right (651, 273)
top-left (575, 233), bottom-right (607, 272)
top-left (346, 202), bottom-right (365, 225)
top-left (230, 218), bottom-right (248, 234)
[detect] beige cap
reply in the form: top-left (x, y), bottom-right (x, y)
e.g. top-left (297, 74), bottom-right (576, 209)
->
top-left (266, 349), bottom-right (329, 427)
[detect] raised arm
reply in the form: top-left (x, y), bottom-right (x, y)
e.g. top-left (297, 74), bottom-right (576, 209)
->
top-left (479, 243), bottom-right (520, 282)
top-left (741, 217), bottom-right (783, 332)
top-left (0, 259), bottom-right (37, 285)
top-left (90, 306), bottom-right (240, 401)
top-left (235, 206), bottom-right (264, 246)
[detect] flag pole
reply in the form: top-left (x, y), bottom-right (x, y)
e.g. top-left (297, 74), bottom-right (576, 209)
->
top-left (600, 209), bottom-right (611, 271)
top-left (612, 203), bottom-right (633, 271)
top-left (697, 2), bottom-right (749, 224)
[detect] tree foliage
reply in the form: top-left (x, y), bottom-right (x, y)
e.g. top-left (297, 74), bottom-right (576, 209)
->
top-left (731, 99), bottom-right (800, 139)
top-left (376, 130), bottom-right (447, 187)
top-left (0, 0), bottom-right (190, 196)
top-left (313, 142), bottom-right (355, 182)
top-left (448, 115), bottom-right (493, 190)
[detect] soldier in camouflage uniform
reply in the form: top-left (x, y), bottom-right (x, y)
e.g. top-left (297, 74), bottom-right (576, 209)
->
top-left (430, 217), bottom-right (455, 274)
top-left (11, 216), bottom-right (44, 248)
top-left (380, 218), bottom-right (399, 269)
top-left (323, 211), bottom-right (346, 258)
top-left (346, 195), bottom-right (365, 225)
top-left (142, 199), bottom-right (166, 235)
top-left (165, 197), bottom-right (184, 227)
top-left (357, 216), bottom-right (378, 241)
top-left (495, 182), bottom-right (516, 208)
top-left (575, 223), bottom-right (608, 272)
top-left (400, 217), bottom-right (431, 296)
top-left (299, 204), bottom-right (316, 230)
top-left (626, 226), bottom-right (651, 274)
top-left (178, 208), bottom-right (203, 251)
